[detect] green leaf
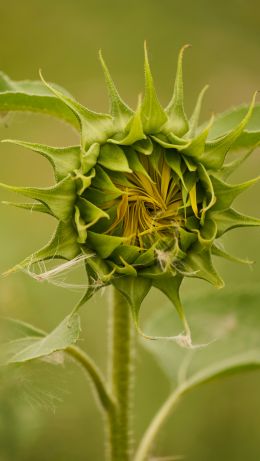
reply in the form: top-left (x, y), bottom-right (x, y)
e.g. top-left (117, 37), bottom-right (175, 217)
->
top-left (202, 94), bottom-right (257, 169)
top-left (218, 145), bottom-right (258, 180)
top-left (164, 45), bottom-right (190, 137)
top-left (135, 286), bottom-right (260, 461)
top-left (0, 71), bottom-right (74, 97)
top-left (205, 104), bottom-right (260, 154)
top-left (207, 104), bottom-right (260, 140)
top-left (0, 92), bottom-right (79, 128)
top-left (143, 287), bottom-right (260, 384)
top-left (0, 317), bottom-right (45, 340)
top-left (141, 43), bottom-right (167, 134)
top-left (0, 314), bottom-right (81, 366)
top-left (2, 139), bottom-right (81, 181)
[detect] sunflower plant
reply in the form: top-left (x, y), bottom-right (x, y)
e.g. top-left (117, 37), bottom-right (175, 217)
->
top-left (0, 45), bottom-right (260, 461)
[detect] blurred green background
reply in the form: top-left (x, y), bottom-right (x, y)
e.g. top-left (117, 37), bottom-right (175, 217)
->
top-left (0, 0), bottom-right (260, 460)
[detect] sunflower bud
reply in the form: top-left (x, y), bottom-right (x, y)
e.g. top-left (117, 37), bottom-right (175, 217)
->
top-left (1, 45), bottom-right (260, 343)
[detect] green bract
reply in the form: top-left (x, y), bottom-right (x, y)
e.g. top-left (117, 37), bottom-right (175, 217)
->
top-left (1, 45), bottom-right (260, 343)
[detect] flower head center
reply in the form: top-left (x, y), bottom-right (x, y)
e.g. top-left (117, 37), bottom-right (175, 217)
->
top-left (104, 152), bottom-right (184, 247)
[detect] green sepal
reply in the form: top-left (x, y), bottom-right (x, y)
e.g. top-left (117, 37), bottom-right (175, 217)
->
top-left (139, 264), bottom-right (176, 279)
top-left (74, 197), bottom-right (109, 243)
top-left (111, 244), bottom-right (141, 265)
top-left (84, 252), bottom-right (114, 284)
top-left (126, 147), bottom-right (153, 180)
top-left (81, 143), bottom-right (100, 174)
top-left (74, 168), bottom-right (95, 195)
top-left (112, 276), bottom-right (152, 329)
top-left (212, 242), bottom-right (254, 265)
top-left (194, 218), bottom-right (217, 247)
top-left (98, 143), bottom-right (132, 172)
top-left (182, 155), bottom-right (197, 172)
top-left (108, 97), bottom-right (145, 145)
top-left (152, 274), bottom-right (191, 337)
top-left (77, 197), bottom-right (109, 226)
top-left (87, 231), bottom-right (124, 259)
top-left (211, 208), bottom-right (260, 237)
top-left (110, 257), bottom-right (137, 276)
top-left (211, 174), bottom-right (260, 212)
top-left (1, 201), bottom-right (52, 215)
top-left (165, 150), bottom-right (186, 188)
top-left (178, 227), bottom-right (197, 252)
top-left (183, 243), bottom-right (224, 288)
top-left (134, 137), bottom-right (154, 155)
top-left (99, 51), bottom-right (133, 128)
top-left (197, 163), bottom-right (216, 222)
top-left (202, 93), bottom-right (257, 169)
top-left (164, 45), bottom-right (190, 137)
top-left (188, 84), bottom-right (209, 137)
top-left (141, 43), bottom-right (167, 134)
top-left (0, 175), bottom-right (76, 221)
top-left (134, 246), bottom-right (156, 266)
top-left (5, 222), bottom-right (81, 274)
top-left (183, 115), bottom-right (214, 162)
top-left (2, 139), bottom-right (81, 181)
top-left (152, 132), bottom-right (189, 149)
top-left (74, 206), bottom-right (88, 244)
top-left (39, 71), bottom-right (113, 149)
top-left (90, 165), bottom-right (123, 199)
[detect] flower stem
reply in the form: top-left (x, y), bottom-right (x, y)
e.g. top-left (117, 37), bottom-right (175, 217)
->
top-left (106, 285), bottom-right (135, 461)
top-left (133, 386), bottom-right (185, 461)
top-left (66, 345), bottom-right (115, 412)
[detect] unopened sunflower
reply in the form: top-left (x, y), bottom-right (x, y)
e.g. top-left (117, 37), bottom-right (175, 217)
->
top-left (1, 45), bottom-right (259, 344)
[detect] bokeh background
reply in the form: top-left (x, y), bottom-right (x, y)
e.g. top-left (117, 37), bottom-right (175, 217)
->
top-left (0, 0), bottom-right (260, 460)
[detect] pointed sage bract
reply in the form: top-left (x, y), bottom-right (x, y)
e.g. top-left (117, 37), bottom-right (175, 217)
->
top-left (164, 45), bottom-right (190, 137)
top-left (1, 46), bottom-right (259, 343)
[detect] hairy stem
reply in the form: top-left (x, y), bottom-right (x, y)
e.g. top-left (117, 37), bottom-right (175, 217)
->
top-left (106, 286), bottom-right (135, 461)
top-left (66, 345), bottom-right (115, 412)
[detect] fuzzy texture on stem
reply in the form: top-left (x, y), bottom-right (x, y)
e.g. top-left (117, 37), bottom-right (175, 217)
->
top-left (106, 286), bottom-right (135, 461)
